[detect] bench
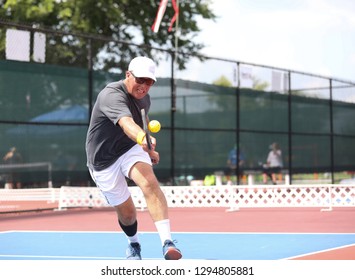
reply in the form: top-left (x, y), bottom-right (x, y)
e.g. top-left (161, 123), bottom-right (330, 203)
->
top-left (214, 169), bottom-right (290, 185)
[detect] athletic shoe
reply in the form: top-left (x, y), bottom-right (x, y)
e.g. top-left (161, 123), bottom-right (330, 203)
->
top-left (126, 242), bottom-right (142, 260)
top-left (162, 240), bottom-right (182, 260)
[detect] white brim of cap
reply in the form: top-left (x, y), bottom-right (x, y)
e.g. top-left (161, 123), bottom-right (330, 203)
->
top-left (133, 70), bottom-right (157, 81)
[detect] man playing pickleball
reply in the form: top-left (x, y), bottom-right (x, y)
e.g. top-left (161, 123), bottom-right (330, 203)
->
top-left (86, 56), bottom-right (182, 260)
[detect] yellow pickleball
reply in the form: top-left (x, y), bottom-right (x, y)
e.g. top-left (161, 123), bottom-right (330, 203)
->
top-left (148, 120), bottom-right (161, 133)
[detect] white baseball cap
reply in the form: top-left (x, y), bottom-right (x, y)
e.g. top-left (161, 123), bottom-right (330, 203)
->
top-left (128, 56), bottom-right (157, 81)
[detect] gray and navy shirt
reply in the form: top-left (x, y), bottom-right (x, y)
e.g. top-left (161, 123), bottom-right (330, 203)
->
top-left (85, 80), bottom-right (150, 171)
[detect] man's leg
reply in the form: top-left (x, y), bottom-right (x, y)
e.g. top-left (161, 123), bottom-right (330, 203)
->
top-left (129, 162), bottom-right (182, 260)
top-left (114, 198), bottom-right (142, 260)
top-left (88, 164), bottom-right (141, 260)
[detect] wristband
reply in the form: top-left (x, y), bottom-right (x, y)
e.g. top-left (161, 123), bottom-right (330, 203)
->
top-left (136, 131), bottom-right (146, 145)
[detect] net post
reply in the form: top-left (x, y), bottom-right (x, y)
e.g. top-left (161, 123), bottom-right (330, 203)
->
top-left (321, 184), bottom-right (333, 212)
top-left (57, 186), bottom-right (66, 211)
top-left (47, 162), bottom-right (53, 188)
top-left (226, 185), bottom-right (239, 212)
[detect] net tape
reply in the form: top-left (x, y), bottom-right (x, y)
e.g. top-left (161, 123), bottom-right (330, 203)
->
top-left (0, 162), bottom-right (53, 188)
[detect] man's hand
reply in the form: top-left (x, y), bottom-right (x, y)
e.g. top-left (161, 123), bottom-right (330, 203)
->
top-left (149, 150), bottom-right (160, 165)
top-left (141, 135), bottom-right (156, 152)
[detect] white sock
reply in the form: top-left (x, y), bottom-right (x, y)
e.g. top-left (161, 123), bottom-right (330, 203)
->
top-left (155, 219), bottom-right (172, 246)
top-left (127, 233), bottom-right (139, 244)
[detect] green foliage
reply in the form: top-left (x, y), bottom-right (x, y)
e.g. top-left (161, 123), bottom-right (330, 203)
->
top-left (252, 76), bottom-right (269, 91)
top-left (210, 75), bottom-right (271, 111)
top-left (0, 0), bottom-right (216, 70)
top-left (213, 75), bottom-right (233, 87)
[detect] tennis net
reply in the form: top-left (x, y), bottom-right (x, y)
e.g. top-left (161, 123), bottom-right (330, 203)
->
top-left (0, 162), bottom-right (52, 189)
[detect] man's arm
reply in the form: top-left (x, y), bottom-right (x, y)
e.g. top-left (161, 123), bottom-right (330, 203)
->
top-left (118, 116), bottom-right (157, 153)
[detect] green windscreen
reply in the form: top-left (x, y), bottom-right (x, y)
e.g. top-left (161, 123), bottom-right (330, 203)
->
top-left (1, 60), bottom-right (355, 187)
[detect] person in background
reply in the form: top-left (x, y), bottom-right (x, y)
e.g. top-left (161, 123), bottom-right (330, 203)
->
top-left (85, 56), bottom-right (182, 260)
top-left (2, 147), bottom-right (23, 189)
top-left (262, 142), bottom-right (283, 185)
top-left (226, 145), bottom-right (246, 185)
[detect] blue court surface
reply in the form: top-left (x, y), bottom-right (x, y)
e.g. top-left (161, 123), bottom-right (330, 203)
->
top-left (1, 231), bottom-right (355, 260)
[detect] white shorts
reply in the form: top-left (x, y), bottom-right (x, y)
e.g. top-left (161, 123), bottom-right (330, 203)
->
top-left (89, 144), bottom-right (151, 206)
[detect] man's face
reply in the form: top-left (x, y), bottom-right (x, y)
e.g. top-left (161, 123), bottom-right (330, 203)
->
top-left (125, 71), bottom-right (155, 99)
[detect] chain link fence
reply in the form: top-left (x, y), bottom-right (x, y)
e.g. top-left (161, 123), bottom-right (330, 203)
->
top-left (1, 20), bottom-right (355, 188)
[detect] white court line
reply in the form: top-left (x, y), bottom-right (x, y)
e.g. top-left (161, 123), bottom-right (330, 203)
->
top-left (283, 243), bottom-right (355, 260)
top-left (1, 230), bottom-right (355, 234)
top-left (0, 254), bottom-right (124, 260)
top-left (0, 254), bottom-right (201, 260)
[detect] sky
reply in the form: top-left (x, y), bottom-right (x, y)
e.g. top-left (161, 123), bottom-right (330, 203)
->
top-left (195, 0), bottom-right (355, 83)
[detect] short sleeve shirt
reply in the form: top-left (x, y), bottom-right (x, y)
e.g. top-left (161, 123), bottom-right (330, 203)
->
top-left (85, 81), bottom-right (150, 171)
top-left (267, 150), bottom-right (283, 168)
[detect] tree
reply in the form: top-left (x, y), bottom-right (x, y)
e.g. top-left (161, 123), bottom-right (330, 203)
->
top-left (252, 76), bottom-right (269, 91)
top-left (213, 75), bottom-right (269, 91)
top-left (210, 75), bottom-right (271, 111)
top-left (212, 75), bottom-right (232, 87)
top-left (0, 0), bottom-right (216, 71)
